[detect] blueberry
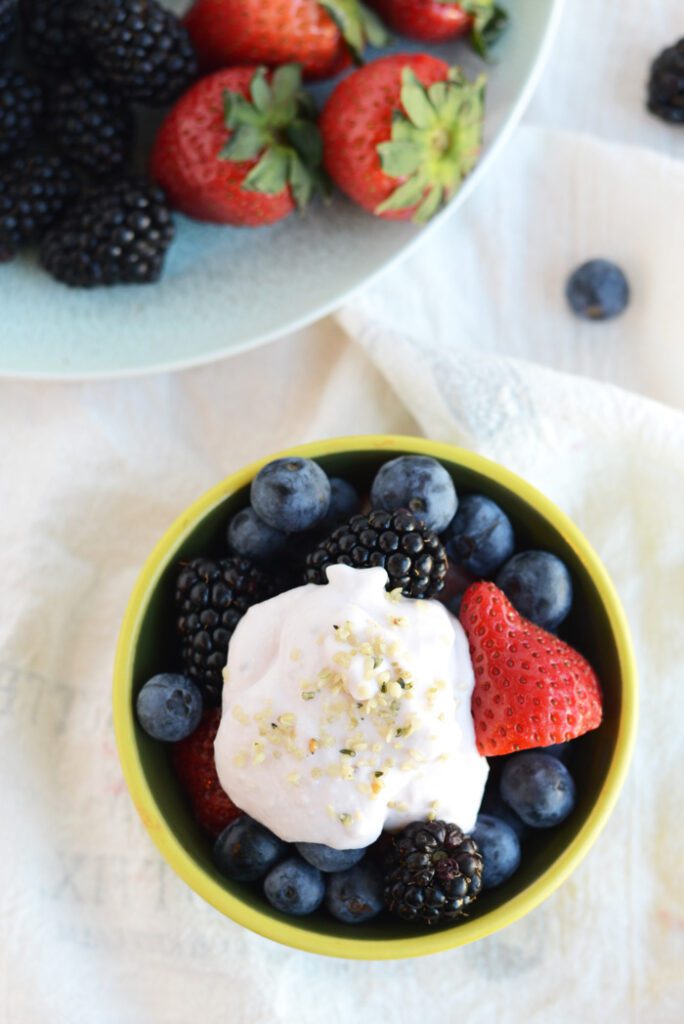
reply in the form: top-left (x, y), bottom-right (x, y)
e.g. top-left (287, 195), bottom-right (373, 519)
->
top-left (480, 786), bottom-right (528, 840)
top-left (263, 856), bottom-right (325, 916)
top-left (214, 816), bottom-right (288, 882)
top-left (444, 494), bottom-right (515, 577)
top-left (135, 673), bottom-right (202, 742)
top-left (325, 861), bottom-right (384, 924)
top-left (445, 593), bottom-right (465, 618)
top-left (251, 457), bottom-right (331, 533)
top-left (370, 455), bottom-right (457, 533)
top-left (318, 478), bottom-right (361, 533)
top-left (500, 753), bottom-right (576, 829)
top-left (565, 259), bottom-right (630, 321)
top-left (495, 550), bottom-right (573, 630)
top-left (538, 741), bottom-right (572, 761)
top-left (295, 842), bottom-right (366, 873)
top-left (227, 506), bottom-right (286, 562)
top-left (472, 814), bottom-right (522, 889)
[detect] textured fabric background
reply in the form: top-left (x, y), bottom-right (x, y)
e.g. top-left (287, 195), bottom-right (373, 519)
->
top-left (1, 1), bottom-right (683, 1021)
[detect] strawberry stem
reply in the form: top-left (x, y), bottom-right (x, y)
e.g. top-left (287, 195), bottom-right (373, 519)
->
top-left (220, 65), bottom-right (327, 208)
top-left (318, 0), bottom-right (389, 61)
top-left (376, 67), bottom-right (486, 223)
top-left (435, 0), bottom-right (509, 58)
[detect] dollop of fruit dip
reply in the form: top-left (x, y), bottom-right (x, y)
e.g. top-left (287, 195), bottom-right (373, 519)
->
top-left (214, 564), bottom-right (488, 848)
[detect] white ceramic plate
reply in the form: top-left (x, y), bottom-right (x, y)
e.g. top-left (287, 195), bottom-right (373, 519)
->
top-left (0, 0), bottom-right (562, 380)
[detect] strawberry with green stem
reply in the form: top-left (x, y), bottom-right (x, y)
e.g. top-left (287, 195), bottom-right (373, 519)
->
top-left (320, 53), bottom-right (486, 223)
top-left (367, 0), bottom-right (508, 56)
top-left (151, 64), bottom-right (327, 227)
top-left (184, 0), bottom-right (388, 81)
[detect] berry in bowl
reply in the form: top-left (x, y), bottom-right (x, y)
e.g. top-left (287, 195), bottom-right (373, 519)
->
top-left (113, 436), bottom-right (637, 958)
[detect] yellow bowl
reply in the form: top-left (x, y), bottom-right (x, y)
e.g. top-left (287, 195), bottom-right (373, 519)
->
top-left (113, 435), bottom-right (638, 959)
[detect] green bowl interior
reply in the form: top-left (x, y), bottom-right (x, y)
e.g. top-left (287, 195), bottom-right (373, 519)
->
top-left (129, 448), bottom-right (622, 945)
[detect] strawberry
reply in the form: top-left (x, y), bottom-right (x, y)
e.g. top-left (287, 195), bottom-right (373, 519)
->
top-left (172, 708), bottom-right (241, 836)
top-left (459, 582), bottom-right (603, 757)
top-left (151, 64), bottom-right (326, 227)
top-left (367, 0), bottom-right (508, 55)
top-left (183, 0), bottom-right (388, 81)
top-left (320, 53), bottom-right (485, 222)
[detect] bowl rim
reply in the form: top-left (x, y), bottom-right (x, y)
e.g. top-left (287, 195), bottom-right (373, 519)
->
top-left (113, 434), bottom-right (638, 960)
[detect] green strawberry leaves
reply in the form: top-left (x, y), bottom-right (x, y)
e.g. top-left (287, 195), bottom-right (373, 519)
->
top-left (220, 124), bottom-right (264, 162)
top-left (401, 77), bottom-right (439, 129)
top-left (286, 119), bottom-right (323, 168)
top-left (376, 67), bottom-right (486, 223)
top-left (249, 66), bottom-right (274, 114)
top-left (244, 148), bottom-right (290, 195)
top-left (377, 139), bottom-right (422, 178)
top-left (436, 0), bottom-right (509, 58)
top-left (319, 0), bottom-right (389, 61)
top-left (220, 65), bottom-right (327, 209)
top-left (414, 184), bottom-right (444, 222)
top-left (272, 63), bottom-right (304, 108)
top-left (467, 2), bottom-right (508, 58)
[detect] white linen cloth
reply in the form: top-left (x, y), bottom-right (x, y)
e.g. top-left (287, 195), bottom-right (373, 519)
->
top-left (1, 0), bottom-right (683, 1021)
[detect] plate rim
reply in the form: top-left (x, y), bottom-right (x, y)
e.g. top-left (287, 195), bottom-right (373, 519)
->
top-left (2, 0), bottom-right (565, 383)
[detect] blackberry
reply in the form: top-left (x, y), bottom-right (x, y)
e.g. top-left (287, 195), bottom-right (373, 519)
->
top-left (73, 0), bottom-right (199, 106)
top-left (40, 178), bottom-right (175, 287)
top-left (305, 509), bottom-right (448, 599)
top-left (175, 556), bottom-right (277, 705)
top-left (384, 820), bottom-right (483, 925)
top-left (48, 70), bottom-right (134, 177)
top-left (647, 39), bottom-right (684, 124)
top-left (20, 0), bottom-right (83, 71)
top-left (0, 0), bottom-right (17, 51)
top-left (0, 153), bottom-right (77, 262)
top-left (0, 70), bottom-right (44, 160)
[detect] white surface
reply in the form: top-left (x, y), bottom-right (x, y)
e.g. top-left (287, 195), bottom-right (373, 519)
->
top-left (1, 0), bottom-right (684, 1022)
top-left (0, 0), bottom-right (562, 378)
top-left (216, 565), bottom-right (487, 846)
